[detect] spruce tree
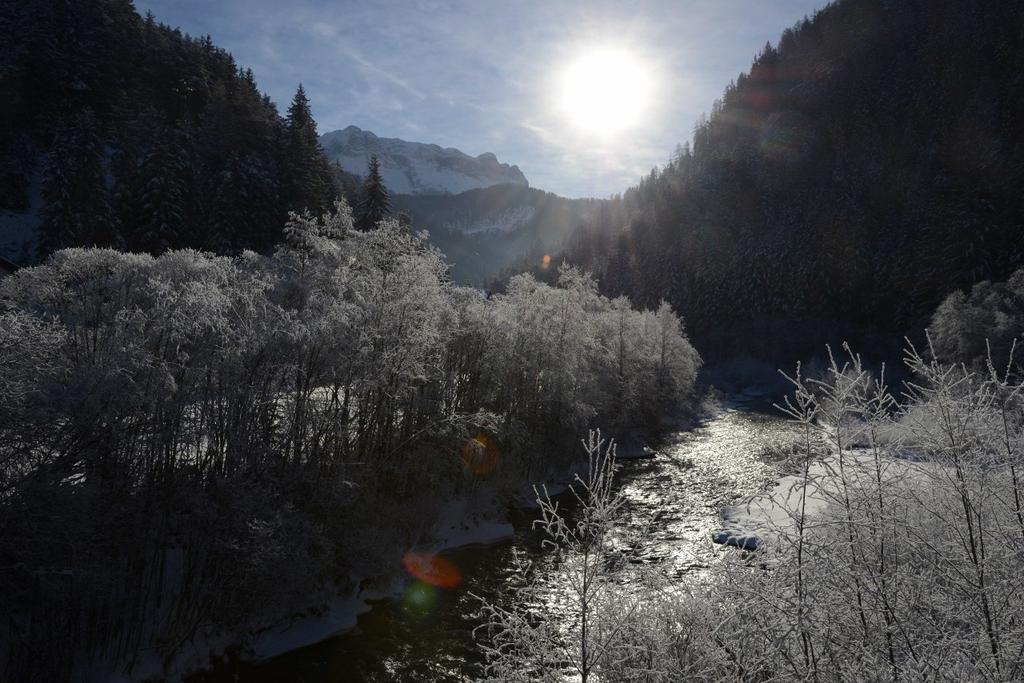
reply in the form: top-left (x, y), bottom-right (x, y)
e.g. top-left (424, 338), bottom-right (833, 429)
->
top-left (207, 152), bottom-right (279, 253)
top-left (357, 154), bottom-right (390, 231)
top-left (206, 156), bottom-right (243, 254)
top-left (135, 124), bottom-right (189, 253)
top-left (284, 84), bottom-right (336, 215)
top-left (38, 110), bottom-right (114, 256)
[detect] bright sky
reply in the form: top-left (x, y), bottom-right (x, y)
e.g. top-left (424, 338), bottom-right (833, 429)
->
top-left (136, 0), bottom-right (829, 198)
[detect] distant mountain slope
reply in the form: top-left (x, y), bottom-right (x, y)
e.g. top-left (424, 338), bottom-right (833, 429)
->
top-left (394, 183), bottom-right (604, 285)
top-left (321, 126), bottom-right (528, 195)
top-left (560, 0), bottom-right (1024, 363)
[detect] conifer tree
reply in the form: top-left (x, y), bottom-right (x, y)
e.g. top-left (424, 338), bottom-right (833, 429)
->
top-left (135, 124), bottom-right (190, 253)
top-left (38, 110), bottom-right (114, 256)
top-left (357, 154), bottom-right (390, 231)
top-left (206, 152), bottom-right (279, 253)
top-left (206, 156), bottom-right (244, 254)
top-left (284, 84), bottom-right (337, 215)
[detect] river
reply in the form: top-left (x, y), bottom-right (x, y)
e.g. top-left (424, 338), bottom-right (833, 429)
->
top-left (197, 393), bottom-right (800, 682)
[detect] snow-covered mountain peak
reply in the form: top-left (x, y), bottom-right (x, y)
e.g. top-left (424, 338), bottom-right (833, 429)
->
top-left (320, 126), bottom-right (528, 195)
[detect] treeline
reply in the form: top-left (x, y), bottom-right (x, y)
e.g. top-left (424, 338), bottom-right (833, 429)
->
top-left (559, 0), bottom-right (1024, 363)
top-left (0, 201), bottom-right (699, 680)
top-left (1, 0), bottom-right (339, 259)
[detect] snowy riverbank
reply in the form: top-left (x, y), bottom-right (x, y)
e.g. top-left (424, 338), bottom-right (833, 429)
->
top-left (118, 422), bottom-right (687, 680)
top-left (714, 446), bottom-right (940, 553)
top-left (132, 456), bottom-right (618, 682)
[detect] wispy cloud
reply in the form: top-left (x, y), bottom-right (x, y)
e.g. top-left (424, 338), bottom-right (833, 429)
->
top-left (136, 0), bottom-right (828, 197)
top-left (339, 46), bottom-right (427, 102)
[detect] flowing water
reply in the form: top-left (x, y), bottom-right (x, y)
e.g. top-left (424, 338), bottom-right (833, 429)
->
top-left (200, 394), bottom-right (800, 682)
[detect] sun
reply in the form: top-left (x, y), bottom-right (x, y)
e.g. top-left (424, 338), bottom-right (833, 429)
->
top-left (556, 47), bottom-right (654, 135)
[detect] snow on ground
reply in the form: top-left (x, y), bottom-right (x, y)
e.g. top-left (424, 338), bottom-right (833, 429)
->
top-left (109, 457), bottom-right (601, 679)
top-left (104, 579), bottom-right (398, 681)
top-left (715, 449), bottom-right (938, 551)
top-left (245, 499), bottom-right (516, 666)
top-left (432, 516), bottom-right (515, 551)
top-left (250, 588), bottom-right (374, 661)
top-left (104, 495), bottom-right (521, 681)
top-left (716, 458), bottom-right (832, 551)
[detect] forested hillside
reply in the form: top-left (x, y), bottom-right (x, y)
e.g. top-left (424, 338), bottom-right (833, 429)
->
top-left (1, 0), bottom-right (339, 261)
top-left (559, 0), bottom-right (1024, 362)
top-left (394, 183), bottom-right (604, 284)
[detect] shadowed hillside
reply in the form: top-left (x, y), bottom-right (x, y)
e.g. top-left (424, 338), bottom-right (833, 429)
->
top-left (394, 183), bottom-right (605, 284)
top-left (559, 0), bottom-right (1024, 363)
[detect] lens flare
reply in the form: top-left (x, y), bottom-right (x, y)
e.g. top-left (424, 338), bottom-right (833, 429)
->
top-left (402, 551), bottom-right (463, 589)
top-left (400, 580), bottom-right (439, 620)
top-left (460, 434), bottom-right (500, 476)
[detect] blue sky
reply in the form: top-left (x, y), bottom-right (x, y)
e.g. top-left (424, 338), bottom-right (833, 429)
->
top-left (136, 0), bottom-right (829, 198)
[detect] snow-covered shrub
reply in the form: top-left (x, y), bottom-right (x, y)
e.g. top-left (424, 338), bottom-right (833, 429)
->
top-left (930, 267), bottom-right (1024, 374)
top-left (484, 341), bottom-right (1024, 682)
top-left (473, 268), bottom-right (699, 432)
top-left (473, 431), bottom-right (639, 682)
top-left (701, 342), bottom-right (1024, 680)
top-left (0, 199), bottom-right (701, 679)
top-left (473, 430), bottom-right (731, 683)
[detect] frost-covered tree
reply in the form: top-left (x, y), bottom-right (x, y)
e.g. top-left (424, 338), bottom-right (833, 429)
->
top-left (0, 195), bottom-right (701, 679)
top-left (473, 431), bottom-right (639, 682)
top-left (929, 267), bottom-right (1024, 374)
top-left (470, 340), bottom-right (1024, 682)
top-left (688, 342), bottom-right (1024, 680)
top-left (473, 429), bottom-right (718, 682)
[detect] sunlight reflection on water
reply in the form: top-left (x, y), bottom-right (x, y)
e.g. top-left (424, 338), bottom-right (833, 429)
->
top-left (212, 398), bottom-right (801, 682)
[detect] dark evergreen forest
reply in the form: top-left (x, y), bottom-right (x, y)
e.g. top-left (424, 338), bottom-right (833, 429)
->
top-left (556, 0), bottom-right (1024, 363)
top-left (1, 0), bottom-right (340, 259)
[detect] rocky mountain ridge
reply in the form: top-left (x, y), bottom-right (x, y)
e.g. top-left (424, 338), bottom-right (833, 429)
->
top-left (321, 125), bottom-right (528, 195)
